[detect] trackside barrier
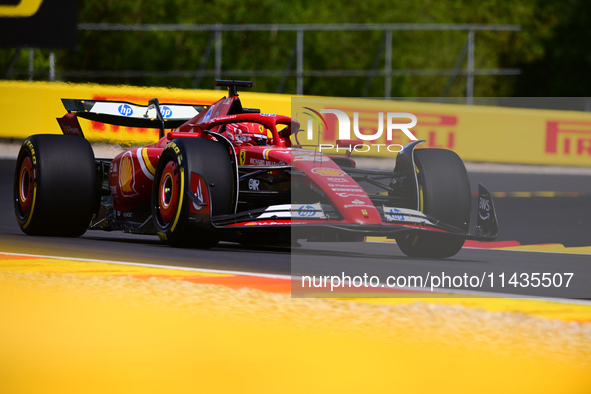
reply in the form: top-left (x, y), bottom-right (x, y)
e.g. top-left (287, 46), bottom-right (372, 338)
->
top-left (2, 81), bottom-right (591, 166)
top-left (291, 96), bottom-right (591, 167)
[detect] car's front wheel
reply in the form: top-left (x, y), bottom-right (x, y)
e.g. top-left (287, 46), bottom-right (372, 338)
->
top-left (396, 148), bottom-right (471, 258)
top-left (152, 138), bottom-right (234, 248)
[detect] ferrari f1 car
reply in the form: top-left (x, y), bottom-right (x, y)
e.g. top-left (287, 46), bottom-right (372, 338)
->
top-left (14, 80), bottom-right (498, 258)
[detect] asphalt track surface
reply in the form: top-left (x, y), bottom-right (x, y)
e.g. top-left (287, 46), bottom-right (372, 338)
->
top-left (1, 158), bottom-right (591, 299)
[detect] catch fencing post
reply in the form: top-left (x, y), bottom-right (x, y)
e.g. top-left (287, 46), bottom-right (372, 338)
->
top-left (49, 52), bottom-right (55, 82)
top-left (296, 29), bottom-right (304, 95)
top-left (214, 23), bottom-right (222, 89)
top-left (384, 30), bottom-right (392, 99)
top-left (28, 48), bottom-right (34, 81)
top-left (466, 29), bottom-right (475, 105)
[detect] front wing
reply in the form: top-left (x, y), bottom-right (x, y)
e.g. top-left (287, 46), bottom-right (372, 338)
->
top-left (208, 184), bottom-right (499, 243)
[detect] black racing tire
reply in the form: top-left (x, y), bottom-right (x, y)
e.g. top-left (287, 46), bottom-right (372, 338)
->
top-left (14, 134), bottom-right (97, 237)
top-left (152, 138), bottom-right (234, 248)
top-left (396, 148), bottom-right (471, 258)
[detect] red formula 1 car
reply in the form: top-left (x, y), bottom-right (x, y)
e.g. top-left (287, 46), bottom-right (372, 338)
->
top-left (14, 80), bottom-right (498, 258)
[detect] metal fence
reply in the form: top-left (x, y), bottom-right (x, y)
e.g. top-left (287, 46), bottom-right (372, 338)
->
top-left (9, 23), bottom-right (522, 102)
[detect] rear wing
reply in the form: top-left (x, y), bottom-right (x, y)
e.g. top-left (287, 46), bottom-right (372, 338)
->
top-left (61, 98), bottom-right (207, 129)
top-left (58, 98), bottom-right (208, 139)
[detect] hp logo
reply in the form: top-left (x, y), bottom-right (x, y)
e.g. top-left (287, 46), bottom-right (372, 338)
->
top-left (297, 205), bottom-right (316, 217)
top-left (118, 104), bottom-right (133, 116)
top-left (388, 208), bottom-right (405, 221)
top-left (161, 106), bottom-right (173, 118)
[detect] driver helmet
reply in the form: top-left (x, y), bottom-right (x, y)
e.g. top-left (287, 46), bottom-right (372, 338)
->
top-left (225, 122), bottom-right (269, 146)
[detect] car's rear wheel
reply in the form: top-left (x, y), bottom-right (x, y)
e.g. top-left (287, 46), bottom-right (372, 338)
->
top-left (14, 134), bottom-right (97, 237)
top-left (396, 148), bottom-right (471, 258)
top-left (152, 138), bottom-right (234, 248)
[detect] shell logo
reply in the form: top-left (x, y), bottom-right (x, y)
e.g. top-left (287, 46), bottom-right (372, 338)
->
top-left (311, 168), bottom-right (345, 177)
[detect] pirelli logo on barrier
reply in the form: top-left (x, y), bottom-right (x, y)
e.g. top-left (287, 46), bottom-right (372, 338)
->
top-left (320, 108), bottom-right (457, 149)
top-left (546, 120), bottom-right (591, 157)
top-left (296, 101), bottom-right (458, 156)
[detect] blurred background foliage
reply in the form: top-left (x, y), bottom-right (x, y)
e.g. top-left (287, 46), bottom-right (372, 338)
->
top-left (1, 0), bottom-right (590, 97)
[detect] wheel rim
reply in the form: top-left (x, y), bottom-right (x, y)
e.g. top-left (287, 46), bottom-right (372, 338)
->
top-left (158, 161), bottom-right (179, 223)
top-left (18, 156), bottom-right (33, 214)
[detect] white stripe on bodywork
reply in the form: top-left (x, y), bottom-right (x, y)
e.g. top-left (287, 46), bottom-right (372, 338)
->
top-left (136, 148), bottom-right (154, 181)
